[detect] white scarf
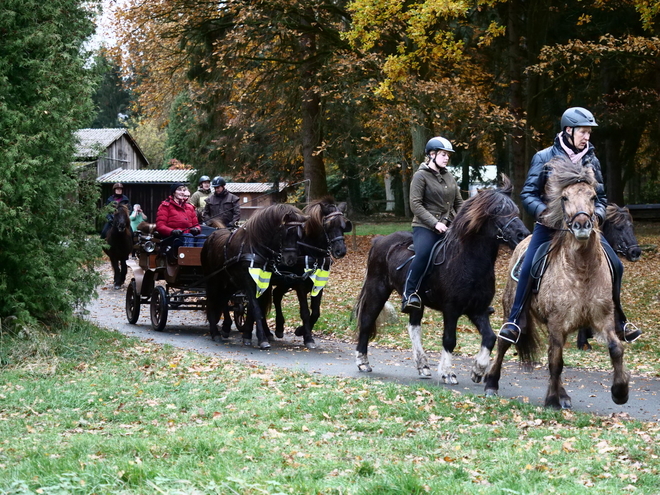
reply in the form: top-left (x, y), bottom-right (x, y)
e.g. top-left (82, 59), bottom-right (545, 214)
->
top-left (558, 132), bottom-right (589, 163)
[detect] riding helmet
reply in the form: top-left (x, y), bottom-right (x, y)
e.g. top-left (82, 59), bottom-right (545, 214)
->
top-left (112, 182), bottom-right (123, 189)
top-left (561, 107), bottom-right (598, 130)
top-left (198, 175), bottom-right (211, 185)
top-left (211, 176), bottom-right (226, 188)
top-left (425, 137), bottom-right (454, 156)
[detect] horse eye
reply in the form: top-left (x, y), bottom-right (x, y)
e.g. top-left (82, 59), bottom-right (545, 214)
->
top-left (561, 196), bottom-right (568, 202)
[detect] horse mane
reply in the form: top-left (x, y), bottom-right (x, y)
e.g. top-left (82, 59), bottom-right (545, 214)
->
top-left (446, 175), bottom-right (515, 242)
top-left (543, 157), bottom-right (598, 230)
top-left (243, 203), bottom-right (306, 246)
top-left (115, 203), bottom-right (130, 219)
top-left (302, 196), bottom-right (335, 239)
top-left (605, 203), bottom-right (629, 226)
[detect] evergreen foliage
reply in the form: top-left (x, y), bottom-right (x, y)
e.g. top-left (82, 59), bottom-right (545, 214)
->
top-left (90, 49), bottom-right (132, 128)
top-left (0, 0), bottom-right (103, 324)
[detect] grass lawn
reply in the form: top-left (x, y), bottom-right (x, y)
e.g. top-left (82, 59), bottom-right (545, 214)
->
top-left (1, 318), bottom-right (660, 494)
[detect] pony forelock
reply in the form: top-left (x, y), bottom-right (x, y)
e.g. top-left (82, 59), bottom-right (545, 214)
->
top-left (543, 157), bottom-right (598, 229)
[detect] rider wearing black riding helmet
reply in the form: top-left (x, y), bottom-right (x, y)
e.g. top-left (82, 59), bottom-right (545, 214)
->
top-left (101, 182), bottom-right (131, 238)
top-left (498, 107), bottom-right (641, 344)
top-left (401, 136), bottom-right (463, 313)
top-left (202, 176), bottom-right (241, 228)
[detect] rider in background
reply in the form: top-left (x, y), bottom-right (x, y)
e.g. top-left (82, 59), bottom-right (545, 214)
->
top-left (498, 107), bottom-right (641, 344)
top-left (101, 182), bottom-right (131, 239)
top-left (202, 176), bottom-right (240, 228)
top-left (189, 175), bottom-right (212, 222)
top-left (401, 136), bottom-right (463, 313)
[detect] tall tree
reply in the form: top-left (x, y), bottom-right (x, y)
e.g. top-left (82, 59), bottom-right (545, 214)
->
top-left (90, 48), bottom-right (132, 128)
top-left (0, 0), bottom-right (102, 324)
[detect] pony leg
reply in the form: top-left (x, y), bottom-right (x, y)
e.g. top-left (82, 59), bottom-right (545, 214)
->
top-left (220, 306), bottom-right (232, 338)
top-left (119, 260), bottom-right (128, 286)
top-left (293, 287), bottom-right (316, 349)
top-left (483, 338), bottom-right (512, 396)
top-left (602, 321), bottom-right (630, 405)
top-left (273, 286), bottom-right (286, 338)
top-left (467, 312), bottom-right (497, 383)
top-left (248, 295), bottom-right (271, 350)
top-left (406, 310), bottom-right (432, 378)
top-left (436, 312), bottom-right (461, 384)
top-left (206, 283), bottom-right (227, 340)
top-left (545, 332), bottom-right (571, 409)
top-left (355, 288), bottom-right (391, 373)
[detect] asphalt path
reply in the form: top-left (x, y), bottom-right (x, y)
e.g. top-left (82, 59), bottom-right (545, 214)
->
top-left (85, 268), bottom-right (660, 423)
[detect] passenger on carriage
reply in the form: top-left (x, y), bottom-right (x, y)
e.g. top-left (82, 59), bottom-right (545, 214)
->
top-left (401, 136), bottom-right (463, 313)
top-left (202, 176), bottom-right (240, 229)
top-left (101, 182), bottom-right (131, 239)
top-left (156, 183), bottom-right (203, 260)
top-left (498, 107), bottom-right (641, 344)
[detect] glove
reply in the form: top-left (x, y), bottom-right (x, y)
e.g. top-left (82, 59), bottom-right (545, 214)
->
top-left (189, 227), bottom-right (201, 236)
top-left (171, 229), bottom-right (183, 236)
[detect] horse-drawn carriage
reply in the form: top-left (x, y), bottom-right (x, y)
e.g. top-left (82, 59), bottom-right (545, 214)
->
top-left (124, 228), bottom-right (247, 332)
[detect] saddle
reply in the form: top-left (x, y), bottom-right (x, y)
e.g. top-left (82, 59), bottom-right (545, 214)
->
top-left (512, 240), bottom-right (619, 294)
top-left (396, 236), bottom-right (448, 273)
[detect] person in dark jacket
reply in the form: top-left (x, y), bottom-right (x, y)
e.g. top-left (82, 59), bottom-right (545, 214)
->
top-left (101, 182), bottom-right (131, 238)
top-left (498, 107), bottom-right (641, 344)
top-left (401, 136), bottom-right (463, 313)
top-left (202, 176), bottom-right (240, 228)
top-left (156, 183), bottom-right (202, 257)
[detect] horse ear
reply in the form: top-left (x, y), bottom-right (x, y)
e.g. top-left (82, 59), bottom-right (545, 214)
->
top-left (337, 202), bottom-right (347, 213)
top-left (498, 174), bottom-right (513, 196)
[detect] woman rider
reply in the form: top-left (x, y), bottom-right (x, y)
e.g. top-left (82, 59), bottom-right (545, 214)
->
top-left (498, 107), bottom-right (641, 344)
top-left (402, 136), bottom-right (463, 313)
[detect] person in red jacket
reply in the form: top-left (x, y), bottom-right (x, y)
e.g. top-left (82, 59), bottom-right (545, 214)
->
top-left (156, 183), bottom-right (202, 258)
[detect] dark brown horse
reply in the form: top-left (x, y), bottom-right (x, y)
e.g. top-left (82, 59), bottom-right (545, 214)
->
top-left (577, 203), bottom-right (641, 349)
top-left (201, 204), bottom-right (308, 348)
top-left (268, 198), bottom-right (352, 349)
top-left (103, 204), bottom-right (133, 290)
top-left (485, 157), bottom-right (630, 409)
top-left (354, 177), bottom-right (529, 383)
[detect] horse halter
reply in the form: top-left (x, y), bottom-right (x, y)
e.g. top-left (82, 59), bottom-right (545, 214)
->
top-left (496, 215), bottom-right (518, 243)
top-left (276, 220), bottom-right (305, 262)
top-left (322, 210), bottom-right (349, 247)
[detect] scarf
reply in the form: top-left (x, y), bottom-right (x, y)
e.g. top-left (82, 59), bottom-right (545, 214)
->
top-left (558, 132), bottom-right (589, 164)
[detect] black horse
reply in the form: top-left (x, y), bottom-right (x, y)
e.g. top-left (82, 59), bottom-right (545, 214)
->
top-left (103, 203), bottom-right (133, 290)
top-left (201, 204), bottom-right (308, 349)
top-left (267, 198), bottom-right (352, 349)
top-left (576, 203), bottom-right (641, 350)
top-left (354, 177), bottom-right (529, 383)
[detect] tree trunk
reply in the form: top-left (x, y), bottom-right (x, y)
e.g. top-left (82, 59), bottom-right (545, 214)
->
top-left (507, 0), bottom-right (528, 221)
top-left (300, 18), bottom-right (327, 201)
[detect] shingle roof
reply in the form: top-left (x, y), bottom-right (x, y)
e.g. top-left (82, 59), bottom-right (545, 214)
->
top-left (96, 168), bottom-right (288, 192)
top-left (96, 168), bottom-right (197, 184)
top-left (75, 128), bottom-right (129, 158)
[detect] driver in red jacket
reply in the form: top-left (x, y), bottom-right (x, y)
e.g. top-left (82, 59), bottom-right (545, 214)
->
top-left (156, 183), bottom-right (202, 257)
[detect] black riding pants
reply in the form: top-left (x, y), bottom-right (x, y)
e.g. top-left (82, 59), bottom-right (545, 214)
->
top-left (403, 226), bottom-right (444, 299)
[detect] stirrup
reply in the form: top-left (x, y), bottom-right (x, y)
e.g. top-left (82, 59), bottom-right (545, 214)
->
top-left (622, 322), bottom-right (642, 343)
top-left (498, 321), bottom-right (521, 344)
top-left (401, 292), bottom-right (422, 313)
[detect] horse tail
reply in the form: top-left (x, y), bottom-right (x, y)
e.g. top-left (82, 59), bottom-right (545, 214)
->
top-left (353, 236), bottom-right (388, 342)
top-left (514, 307), bottom-right (542, 365)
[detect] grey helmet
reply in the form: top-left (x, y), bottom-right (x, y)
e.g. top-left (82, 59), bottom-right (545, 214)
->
top-left (198, 175), bottom-right (211, 185)
top-left (211, 176), bottom-right (226, 188)
top-left (561, 107), bottom-right (598, 130)
top-left (425, 136), bottom-right (454, 156)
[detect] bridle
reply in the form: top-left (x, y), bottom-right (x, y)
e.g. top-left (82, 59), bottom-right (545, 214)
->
top-left (496, 215), bottom-right (518, 243)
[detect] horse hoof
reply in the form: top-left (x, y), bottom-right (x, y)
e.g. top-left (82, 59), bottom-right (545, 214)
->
top-left (243, 339), bottom-right (252, 346)
top-left (418, 367), bottom-right (432, 379)
top-left (294, 327), bottom-right (305, 337)
top-left (441, 374), bottom-right (458, 385)
top-left (221, 332), bottom-right (230, 339)
top-left (612, 384), bottom-right (629, 405)
top-left (113, 284), bottom-right (121, 290)
top-left (484, 388), bottom-right (498, 397)
top-left (357, 363), bottom-right (372, 373)
top-left (560, 399), bottom-right (573, 409)
top-left (471, 371), bottom-right (483, 384)
top-left (305, 341), bottom-right (317, 350)
top-left (275, 330), bottom-right (284, 338)
top-left (259, 341), bottom-right (271, 350)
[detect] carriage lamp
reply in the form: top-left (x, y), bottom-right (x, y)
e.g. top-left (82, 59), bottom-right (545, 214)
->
top-left (142, 239), bottom-right (156, 253)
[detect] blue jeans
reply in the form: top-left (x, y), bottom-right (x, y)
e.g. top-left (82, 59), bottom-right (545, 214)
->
top-left (182, 233), bottom-right (205, 247)
top-left (404, 227), bottom-right (445, 299)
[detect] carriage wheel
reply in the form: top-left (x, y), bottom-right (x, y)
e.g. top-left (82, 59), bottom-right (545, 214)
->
top-left (150, 285), bottom-right (169, 332)
top-left (233, 299), bottom-right (247, 332)
top-left (125, 279), bottom-right (140, 324)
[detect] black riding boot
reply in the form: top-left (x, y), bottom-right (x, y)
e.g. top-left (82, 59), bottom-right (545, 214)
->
top-left (602, 241), bottom-right (642, 342)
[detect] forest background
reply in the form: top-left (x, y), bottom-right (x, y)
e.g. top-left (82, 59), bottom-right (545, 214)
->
top-left (99, 0), bottom-right (660, 218)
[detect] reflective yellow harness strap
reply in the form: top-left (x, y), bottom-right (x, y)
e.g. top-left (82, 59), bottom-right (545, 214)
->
top-left (310, 268), bottom-right (330, 297)
top-left (248, 266), bottom-right (272, 298)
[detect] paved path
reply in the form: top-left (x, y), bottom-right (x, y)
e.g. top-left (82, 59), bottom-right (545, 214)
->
top-left (84, 273), bottom-right (660, 423)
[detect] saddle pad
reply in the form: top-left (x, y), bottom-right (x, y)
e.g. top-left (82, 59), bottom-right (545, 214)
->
top-left (511, 240), bottom-right (552, 294)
